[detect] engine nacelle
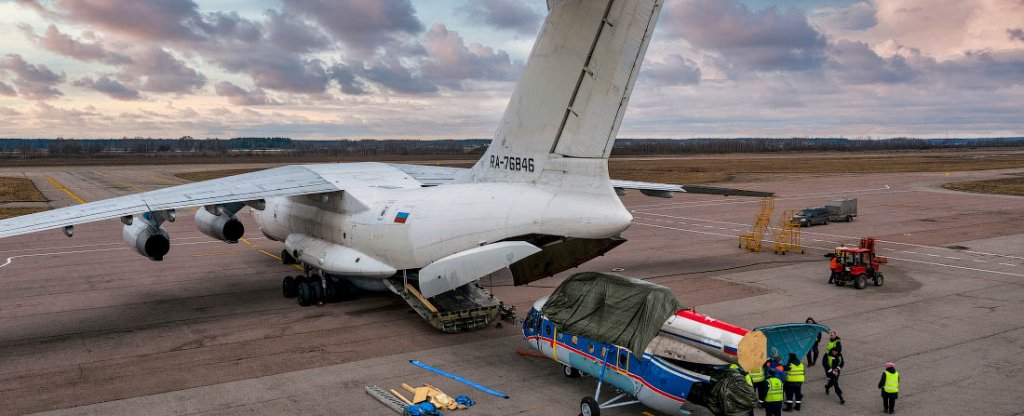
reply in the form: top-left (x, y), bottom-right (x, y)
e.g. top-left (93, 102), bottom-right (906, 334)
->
top-left (122, 220), bottom-right (171, 261)
top-left (195, 208), bottom-right (245, 243)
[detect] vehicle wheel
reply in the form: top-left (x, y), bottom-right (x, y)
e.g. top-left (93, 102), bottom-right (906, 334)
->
top-left (580, 396), bottom-right (600, 416)
top-left (854, 275), bottom-right (867, 289)
top-left (824, 218), bottom-right (830, 225)
top-left (563, 365), bottom-right (581, 378)
top-left (282, 276), bottom-right (297, 298)
top-left (297, 281), bottom-right (313, 306)
top-left (874, 273), bottom-right (885, 286)
top-left (846, 215), bottom-right (853, 222)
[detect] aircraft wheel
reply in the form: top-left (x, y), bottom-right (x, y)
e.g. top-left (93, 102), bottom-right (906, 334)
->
top-left (580, 396), bottom-right (600, 416)
top-left (563, 365), bottom-right (581, 378)
top-left (281, 249), bottom-right (296, 265)
top-left (854, 275), bottom-right (867, 289)
top-left (311, 281), bottom-right (325, 303)
top-left (297, 281), bottom-right (313, 307)
top-left (874, 273), bottom-right (884, 286)
top-left (282, 276), bottom-right (297, 298)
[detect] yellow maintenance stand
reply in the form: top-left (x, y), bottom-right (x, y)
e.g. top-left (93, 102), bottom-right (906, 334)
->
top-left (772, 210), bottom-right (805, 254)
top-left (739, 196), bottom-right (774, 252)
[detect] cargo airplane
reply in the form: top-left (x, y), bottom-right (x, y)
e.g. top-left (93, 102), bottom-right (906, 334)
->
top-left (0, 0), bottom-right (768, 331)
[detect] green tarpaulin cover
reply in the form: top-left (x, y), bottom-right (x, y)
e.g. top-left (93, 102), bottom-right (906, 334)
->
top-left (541, 272), bottom-right (685, 355)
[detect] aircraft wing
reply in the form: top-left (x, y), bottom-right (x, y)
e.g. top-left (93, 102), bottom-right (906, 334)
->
top-left (0, 165), bottom-right (339, 239)
top-left (390, 163), bottom-right (774, 197)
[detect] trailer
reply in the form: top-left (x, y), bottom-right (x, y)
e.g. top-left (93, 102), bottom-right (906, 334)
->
top-left (793, 198), bottom-right (857, 227)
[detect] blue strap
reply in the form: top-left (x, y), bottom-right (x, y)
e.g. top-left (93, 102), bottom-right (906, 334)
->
top-left (409, 360), bottom-right (510, 399)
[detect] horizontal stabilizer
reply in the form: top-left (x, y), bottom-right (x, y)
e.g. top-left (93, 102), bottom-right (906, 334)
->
top-left (419, 241), bottom-right (541, 298)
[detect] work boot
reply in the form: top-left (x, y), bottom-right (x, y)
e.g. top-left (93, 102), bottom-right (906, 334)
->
top-left (825, 385), bottom-right (830, 395)
top-left (795, 403), bottom-right (801, 411)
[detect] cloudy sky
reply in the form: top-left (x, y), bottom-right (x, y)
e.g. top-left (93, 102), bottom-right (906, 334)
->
top-left (1, 0), bottom-right (1022, 139)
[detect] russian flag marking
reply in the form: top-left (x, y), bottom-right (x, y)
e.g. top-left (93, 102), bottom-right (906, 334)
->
top-left (394, 211), bottom-right (410, 223)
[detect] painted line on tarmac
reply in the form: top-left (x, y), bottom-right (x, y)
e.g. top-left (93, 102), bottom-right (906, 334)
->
top-left (46, 176), bottom-right (86, 204)
top-left (635, 211), bottom-right (1024, 262)
top-left (1000, 263), bottom-right (1016, 267)
top-left (240, 237), bottom-right (303, 271)
top-left (633, 221), bottom-right (1024, 280)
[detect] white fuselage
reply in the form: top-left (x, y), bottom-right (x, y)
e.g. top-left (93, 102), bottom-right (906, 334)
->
top-left (251, 163), bottom-right (632, 287)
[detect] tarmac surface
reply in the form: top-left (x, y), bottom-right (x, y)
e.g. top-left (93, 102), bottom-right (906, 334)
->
top-left (1, 162), bottom-right (1023, 415)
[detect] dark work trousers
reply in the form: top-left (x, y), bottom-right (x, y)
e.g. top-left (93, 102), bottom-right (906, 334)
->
top-left (806, 345), bottom-right (819, 366)
top-left (882, 392), bottom-right (898, 413)
top-left (754, 380), bottom-right (768, 404)
top-left (764, 401), bottom-right (782, 416)
top-left (784, 382), bottom-right (803, 410)
top-left (825, 372), bottom-right (844, 402)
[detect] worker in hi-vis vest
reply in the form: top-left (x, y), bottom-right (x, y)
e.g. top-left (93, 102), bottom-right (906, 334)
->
top-left (749, 362), bottom-right (768, 407)
top-left (764, 367), bottom-right (785, 416)
top-left (878, 362), bottom-right (900, 414)
top-left (783, 353), bottom-right (805, 411)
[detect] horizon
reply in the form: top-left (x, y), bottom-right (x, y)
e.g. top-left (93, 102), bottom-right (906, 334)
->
top-left (1, 0), bottom-right (1023, 139)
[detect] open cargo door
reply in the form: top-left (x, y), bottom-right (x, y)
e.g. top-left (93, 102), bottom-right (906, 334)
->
top-left (753, 323), bottom-right (830, 361)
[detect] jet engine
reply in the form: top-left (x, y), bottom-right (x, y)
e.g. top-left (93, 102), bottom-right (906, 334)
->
top-left (122, 219), bottom-right (170, 261)
top-left (195, 207), bottom-right (244, 243)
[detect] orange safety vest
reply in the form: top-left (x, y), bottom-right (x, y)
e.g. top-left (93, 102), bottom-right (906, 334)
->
top-left (830, 258), bottom-right (842, 272)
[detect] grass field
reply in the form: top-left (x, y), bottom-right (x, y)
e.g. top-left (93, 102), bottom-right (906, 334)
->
top-left (0, 207), bottom-right (47, 219)
top-left (942, 176), bottom-right (1024, 197)
top-left (0, 177), bottom-right (47, 203)
top-left (175, 151), bottom-right (1024, 184)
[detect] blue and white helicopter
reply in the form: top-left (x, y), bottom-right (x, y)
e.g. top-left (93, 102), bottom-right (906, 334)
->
top-left (521, 273), bottom-right (826, 416)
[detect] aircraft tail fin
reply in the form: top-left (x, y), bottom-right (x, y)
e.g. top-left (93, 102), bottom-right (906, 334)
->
top-left (471, 0), bottom-right (662, 185)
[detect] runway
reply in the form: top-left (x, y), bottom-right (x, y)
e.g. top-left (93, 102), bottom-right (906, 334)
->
top-left (1, 163), bottom-right (1023, 415)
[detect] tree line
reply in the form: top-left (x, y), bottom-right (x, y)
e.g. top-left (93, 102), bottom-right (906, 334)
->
top-left (1, 136), bottom-right (1022, 160)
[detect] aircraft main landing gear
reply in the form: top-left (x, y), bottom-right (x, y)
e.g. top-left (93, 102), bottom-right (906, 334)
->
top-left (579, 352), bottom-right (642, 416)
top-left (281, 267), bottom-right (357, 307)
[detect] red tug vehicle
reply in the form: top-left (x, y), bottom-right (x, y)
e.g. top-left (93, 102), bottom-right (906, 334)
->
top-left (829, 237), bottom-right (887, 289)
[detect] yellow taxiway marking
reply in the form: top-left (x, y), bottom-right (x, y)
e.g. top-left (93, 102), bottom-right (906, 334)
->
top-left (46, 176), bottom-right (86, 204)
top-left (191, 252), bottom-right (235, 257)
top-left (241, 237), bottom-right (303, 271)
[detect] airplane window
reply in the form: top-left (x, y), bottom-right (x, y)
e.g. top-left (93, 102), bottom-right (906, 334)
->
top-left (588, 344), bottom-right (595, 354)
top-left (571, 336), bottom-right (578, 346)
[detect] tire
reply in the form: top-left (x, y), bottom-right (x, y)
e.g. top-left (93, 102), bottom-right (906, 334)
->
top-left (824, 218), bottom-right (830, 225)
top-left (297, 281), bottom-right (313, 307)
top-left (282, 276), bottom-right (297, 298)
top-left (281, 249), bottom-right (296, 265)
top-left (846, 215), bottom-right (853, 222)
top-left (854, 275), bottom-right (867, 289)
top-left (580, 397), bottom-right (600, 416)
top-left (874, 273), bottom-right (885, 286)
top-left (563, 365), bottom-right (581, 378)
top-left (311, 281), bottom-right (324, 303)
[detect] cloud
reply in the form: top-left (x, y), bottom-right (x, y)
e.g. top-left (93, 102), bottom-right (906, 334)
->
top-left (282, 0), bottom-right (424, 57)
top-left (264, 9), bottom-right (329, 53)
top-left (35, 0), bottom-right (207, 42)
top-left (124, 48), bottom-right (206, 93)
top-left (0, 81), bottom-right (16, 96)
top-left (327, 63), bottom-right (367, 95)
top-left (214, 81), bottom-right (278, 105)
top-left (19, 24), bottom-right (131, 65)
top-left (0, 54), bottom-right (66, 100)
top-left (459, 0), bottom-right (541, 35)
top-left (1010, 28), bottom-right (1024, 43)
top-left (868, 0), bottom-right (1024, 59)
top-left (72, 76), bottom-right (141, 100)
top-left (357, 57), bottom-right (438, 94)
top-left (32, 102), bottom-right (99, 122)
top-left (420, 24), bottom-right (519, 89)
top-left (827, 40), bottom-right (916, 84)
top-left (811, 1), bottom-right (877, 31)
top-left (642, 54), bottom-right (702, 86)
top-left (0, 106), bottom-right (21, 116)
top-left (663, 0), bottom-right (828, 72)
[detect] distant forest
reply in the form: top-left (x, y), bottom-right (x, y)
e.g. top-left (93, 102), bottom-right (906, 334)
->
top-left (1, 136), bottom-right (1022, 160)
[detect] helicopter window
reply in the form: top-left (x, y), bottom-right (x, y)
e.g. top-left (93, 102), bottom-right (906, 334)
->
top-left (618, 350), bottom-right (628, 368)
top-left (588, 343), bottom-right (595, 354)
top-left (571, 336), bottom-right (578, 346)
top-left (544, 324), bottom-right (552, 337)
